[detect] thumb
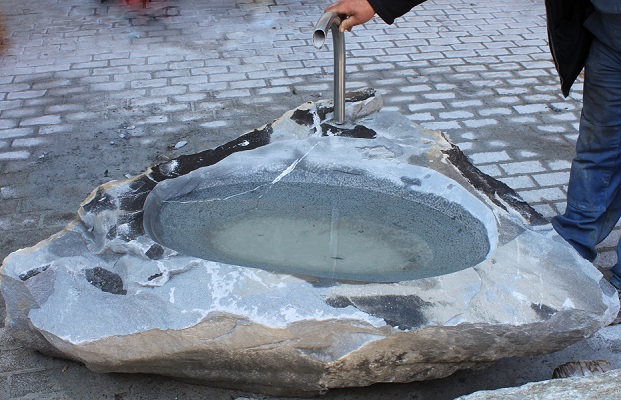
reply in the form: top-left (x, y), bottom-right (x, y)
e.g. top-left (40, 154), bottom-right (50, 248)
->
top-left (339, 18), bottom-right (352, 32)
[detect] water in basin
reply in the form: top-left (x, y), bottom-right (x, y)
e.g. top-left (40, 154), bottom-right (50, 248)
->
top-left (147, 181), bottom-right (491, 282)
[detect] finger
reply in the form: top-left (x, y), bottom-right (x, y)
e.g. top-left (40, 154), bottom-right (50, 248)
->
top-left (341, 15), bottom-right (364, 32)
top-left (326, 1), bottom-right (353, 15)
top-left (324, 2), bottom-right (342, 13)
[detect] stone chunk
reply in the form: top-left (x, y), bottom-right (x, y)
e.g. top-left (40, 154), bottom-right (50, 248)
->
top-left (85, 267), bottom-right (127, 295)
top-left (0, 90), bottom-right (618, 396)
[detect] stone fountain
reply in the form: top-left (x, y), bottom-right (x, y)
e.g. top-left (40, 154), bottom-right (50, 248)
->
top-left (0, 88), bottom-right (617, 396)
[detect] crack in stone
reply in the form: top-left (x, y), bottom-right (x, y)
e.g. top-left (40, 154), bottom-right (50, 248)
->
top-left (161, 142), bottom-right (321, 229)
top-left (469, 266), bottom-right (486, 309)
top-left (270, 142), bottom-right (319, 185)
top-left (138, 260), bottom-right (200, 287)
top-left (165, 142), bottom-right (319, 207)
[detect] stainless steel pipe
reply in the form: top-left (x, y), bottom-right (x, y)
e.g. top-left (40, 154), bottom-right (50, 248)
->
top-left (313, 12), bottom-right (345, 125)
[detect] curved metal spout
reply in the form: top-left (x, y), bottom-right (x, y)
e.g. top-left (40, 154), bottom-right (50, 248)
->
top-left (313, 12), bottom-right (345, 125)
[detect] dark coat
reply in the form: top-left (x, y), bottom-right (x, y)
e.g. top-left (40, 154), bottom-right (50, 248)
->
top-left (545, 0), bottom-right (595, 97)
top-left (367, 0), bottom-right (426, 24)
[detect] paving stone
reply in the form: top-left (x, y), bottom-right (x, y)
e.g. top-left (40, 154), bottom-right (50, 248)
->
top-left (536, 124), bottom-right (567, 133)
top-left (158, 104), bottom-right (190, 113)
top-left (469, 150), bottom-right (512, 164)
top-left (440, 110), bottom-right (474, 119)
top-left (0, 151), bottom-right (31, 161)
top-left (451, 100), bottom-right (484, 108)
top-left (513, 103), bottom-right (550, 114)
top-left (519, 187), bottom-right (566, 203)
top-left (532, 171), bottom-right (570, 187)
top-left (565, 132), bottom-right (579, 141)
top-left (478, 107), bottom-right (512, 116)
top-left (408, 101), bottom-right (445, 111)
top-left (2, 108), bottom-right (44, 119)
top-left (500, 160), bottom-right (547, 175)
top-left (546, 159), bottom-right (572, 171)
top-left (494, 96), bottom-right (521, 104)
top-left (0, 101), bottom-right (23, 112)
top-left (230, 79), bottom-right (267, 89)
top-left (497, 87), bottom-right (529, 95)
top-left (407, 112), bottom-right (435, 121)
top-left (64, 112), bottom-right (101, 122)
top-left (38, 125), bottom-right (75, 135)
top-left (11, 138), bottom-right (49, 148)
top-left (463, 119), bottom-right (498, 128)
top-left (0, 127), bottom-right (34, 141)
top-left (423, 92), bottom-right (456, 100)
top-left (498, 175), bottom-right (536, 190)
top-left (511, 115), bottom-right (537, 123)
top-left (214, 89), bottom-right (252, 98)
top-left (89, 82), bottom-right (128, 91)
top-left (547, 112), bottom-right (579, 122)
top-left (150, 85), bottom-right (188, 96)
top-left (421, 121), bottom-right (461, 130)
top-left (6, 91), bottom-right (47, 100)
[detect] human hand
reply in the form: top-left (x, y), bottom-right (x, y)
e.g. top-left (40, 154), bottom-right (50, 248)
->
top-left (325, 0), bottom-right (376, 32)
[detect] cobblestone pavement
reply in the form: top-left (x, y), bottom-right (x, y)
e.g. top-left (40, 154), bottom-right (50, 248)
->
top-left (0, 0), bottom-right (619, 398)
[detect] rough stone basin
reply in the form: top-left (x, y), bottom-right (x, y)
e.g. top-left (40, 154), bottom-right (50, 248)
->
top-left (0, 89), bottom-right (618, 397)
top-left (143, 139), bottom-right (497, 283)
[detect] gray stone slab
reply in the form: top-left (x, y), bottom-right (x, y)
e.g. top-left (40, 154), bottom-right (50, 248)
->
top-left (1, 92), bottom-right (617, 396)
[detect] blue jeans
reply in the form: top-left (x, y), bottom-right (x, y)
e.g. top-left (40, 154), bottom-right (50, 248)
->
top-left (551, 37), bottom-right (621, 286)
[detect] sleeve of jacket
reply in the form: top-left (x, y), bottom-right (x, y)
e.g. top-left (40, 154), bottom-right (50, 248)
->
top-left (368, 0), bottom-right (428, 24)
top-left (545, 0), bottom-right (594, 97)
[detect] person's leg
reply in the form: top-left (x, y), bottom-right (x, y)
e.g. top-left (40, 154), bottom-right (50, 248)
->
top-left (551, 38), bottom-right (621, 273)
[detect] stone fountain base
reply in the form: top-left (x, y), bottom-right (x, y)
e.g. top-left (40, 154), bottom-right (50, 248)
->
top-left (1, 90), bottom-right (618, 396)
